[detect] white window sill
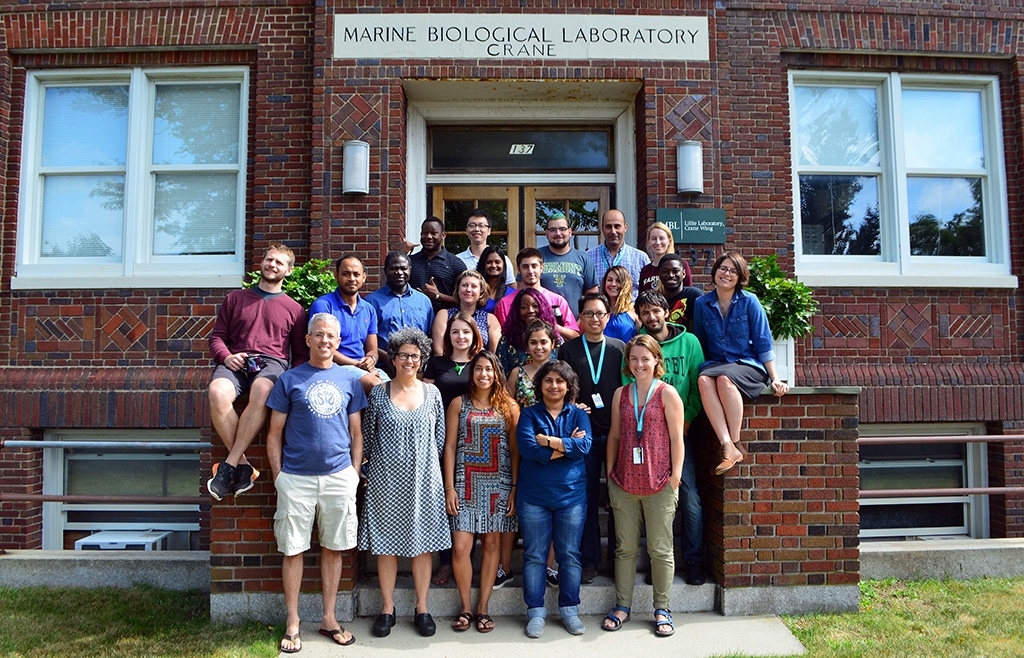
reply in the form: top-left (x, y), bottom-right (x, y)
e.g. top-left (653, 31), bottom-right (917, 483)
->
top-left (11, 274), bottom-right (243, 290)
top-left (798, 274), bottom-right (1019, 289)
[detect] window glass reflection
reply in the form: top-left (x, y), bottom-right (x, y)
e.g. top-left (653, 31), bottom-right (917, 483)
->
top-left (534, 200), bottom-right (600, 251)
top-left (153, 84), bottom-right (240, 165)
top-left (799, 175), bottom-right (880, 255)
top-left (153, 173), bottom-right (237, 255)
top-left (41, 175), bottom-right (124, 258)
top-left (431, 128), bottom-right (612, 172)
top-left (903, 89), bottom-right (983, 170)
top-left (908, 177), bottom-right (985, 256)
top-left (794, 86), bottom-right (880, 167)
top-left (42, 86), bottom-right (128, 167)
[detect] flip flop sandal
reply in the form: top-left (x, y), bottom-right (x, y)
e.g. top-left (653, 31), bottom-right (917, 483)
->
top-left (602, 605), bottom-right (631, 631)
top-left (475, 613), bottom-right (495, 633)
top-left (279, 632), bottom-right (302, 653)
top-left (319, 627), bottom-right (355, 646)
top-left (654, 608), bottom-right (675, 637)
top-left (452, 611), bottom-right (474, 632)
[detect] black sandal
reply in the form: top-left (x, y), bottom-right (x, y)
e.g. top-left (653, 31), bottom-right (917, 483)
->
top-left (452, 611), bottom-right (473, 632)
top-left (475, 613), bottom-right (495, 633)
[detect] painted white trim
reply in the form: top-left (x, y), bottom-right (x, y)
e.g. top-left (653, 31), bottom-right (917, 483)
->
top-left (798, 274), bottom-right (1018, 289)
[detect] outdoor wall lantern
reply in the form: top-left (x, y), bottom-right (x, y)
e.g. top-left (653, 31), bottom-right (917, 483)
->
top-left (676, 140), bottom-right (704, 194)
top-left (342, 139), bottom-right (370, 195)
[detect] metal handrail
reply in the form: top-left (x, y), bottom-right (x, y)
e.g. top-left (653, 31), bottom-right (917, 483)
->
top-left (0, 494), bottom-right (207, 504)
top-left (858, 434), bottom-right (1024, 499)
top-left (1, 440), bottom-right (211, 451)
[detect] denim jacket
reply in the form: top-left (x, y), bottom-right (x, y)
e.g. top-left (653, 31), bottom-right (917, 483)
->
top-left (693, 289), bottom-right (775, 374)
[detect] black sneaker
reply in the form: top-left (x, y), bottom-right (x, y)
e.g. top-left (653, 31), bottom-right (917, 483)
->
top-left (207, 461), bottom-right (235, 501)
top-left (685, 560), bottom-right (706, 586)
top-left (232, 463), bottom-right (259, 497)
top-left (546, 568), bottom-right (559, 588)
top-left (493, 567), bottom-right (511, 590)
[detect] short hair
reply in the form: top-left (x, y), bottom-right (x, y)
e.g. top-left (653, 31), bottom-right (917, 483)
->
top-left (384, 251), bottom-right (411, 269)
top-left (386, 327), bottom-right (432, 373)
top-left (442, 312), bottom-right (485, 359)
top-left (333, 254), bottom-right (363, 273)
top-left (660, 253), bottom-right (685, 269)
top-left (544, 212), bottom-right (569, 229)
top-left (466, 208), bottom-right (490, 226)
top-left (603, 266), bottom-right (635, 316)
top-left (712, 251), bottom-right (750, 291)
top-left (532, 360), bottom-right (581, 405)
top-left (634, 290), bottom-right (670, 315)
top-left (580, 291), bottom-right (611, 314)
top-left (657, 252), bottom-right (693, 288)
top-left (265, 243), bottom-right (295, 268)
top-left (308, 312), bottom-right (341, 335)
top-left (421, 216), bottom-right (445, 232)
top-left (516, 247), bottom-right (544, 267)
top-left (646, 222), bottom-right (676, 259)
top-left (622, 334), bottom-right (666, 379)
top-left (454, 269), bottom-right (489, 309)
top-left (523, 319), bottom-right (557, 349)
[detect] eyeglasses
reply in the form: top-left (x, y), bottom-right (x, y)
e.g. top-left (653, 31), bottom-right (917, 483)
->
top-left (466, 222), bottom-right (489, 230)
top-left (580, 311), bottom-right (608, 319)
top-left (546, 225), bottom-right (570, 233)
top-left (394, 353), bottom-right (422, 363)
top-left (718, 267), bottom-right (740, 276)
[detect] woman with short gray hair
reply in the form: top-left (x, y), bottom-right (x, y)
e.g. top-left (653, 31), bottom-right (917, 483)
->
top-left (359, 327), bottom-right (449, 638)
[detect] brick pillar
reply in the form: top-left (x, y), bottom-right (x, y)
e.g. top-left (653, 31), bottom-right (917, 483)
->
top-left (0, 428), bottom-right (43, 550)
top-left (694, 387), bottom-right (861, 615)
top-left (989, 421), bottom-right (1024, 538)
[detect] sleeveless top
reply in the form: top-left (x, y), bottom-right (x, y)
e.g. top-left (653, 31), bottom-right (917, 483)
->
top-left (605, 312), bottom-right (638, 343)
top-left (513, 365), bottom-right (538, 409)
top-left (610, 381), bottom-right (672, 496)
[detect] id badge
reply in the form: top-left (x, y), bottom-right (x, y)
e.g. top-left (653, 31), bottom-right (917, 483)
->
top-left (632, 447), bottom-right (644, 464)
top-left (592, 393), bottom-right (605, 409)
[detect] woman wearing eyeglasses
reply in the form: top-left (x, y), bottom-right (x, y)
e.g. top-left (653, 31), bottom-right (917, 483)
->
top-left (692, 252), bottom-right (789, 476)
top-left (360, 327), bottom-right (450, 639)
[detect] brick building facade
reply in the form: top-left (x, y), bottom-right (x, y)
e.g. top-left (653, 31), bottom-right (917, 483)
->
top-left (1, 0), bottom-right (1023, 619)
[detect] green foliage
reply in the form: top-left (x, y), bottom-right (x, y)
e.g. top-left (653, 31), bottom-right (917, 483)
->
top-left (746, 254), bottom-right (819, 340)
top-left (243, 258), bottom-right (336, 310)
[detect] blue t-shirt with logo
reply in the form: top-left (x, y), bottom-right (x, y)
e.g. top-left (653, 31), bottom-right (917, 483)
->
top-left (267, 362), bottom-right (368, 476)
top-left (539, 246), bottom-right (598, 317)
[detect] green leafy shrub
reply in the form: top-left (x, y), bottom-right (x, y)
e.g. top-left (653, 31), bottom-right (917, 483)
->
top-left (746, 254), bottom-right (819, 340)
top-left (243, 258), bottom-right (336, 310)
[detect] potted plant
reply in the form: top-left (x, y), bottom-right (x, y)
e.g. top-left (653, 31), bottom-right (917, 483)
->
top-left (746, 254), bottom-right (819, 384)
top-left (243, 258), bottom-right (336, 310)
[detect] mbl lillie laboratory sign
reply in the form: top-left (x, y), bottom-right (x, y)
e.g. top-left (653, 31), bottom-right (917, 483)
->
top-left (657, 208), bottom-right (728, 244)
top-left (333, 14), bottom-right (709, 61)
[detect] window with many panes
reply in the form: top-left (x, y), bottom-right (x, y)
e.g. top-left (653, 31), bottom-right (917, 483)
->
top-left (14, 67), bottom-right (248, 289)
top-left (790, 72), bottom-right (1013, 287)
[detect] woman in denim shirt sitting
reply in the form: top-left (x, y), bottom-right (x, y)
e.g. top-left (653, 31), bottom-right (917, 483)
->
top-left (693, 252), bottom-right (789, 476)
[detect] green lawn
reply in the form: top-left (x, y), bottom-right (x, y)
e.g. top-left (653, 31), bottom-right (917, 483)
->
top-left (2, 578), bottom-right (1023, 657)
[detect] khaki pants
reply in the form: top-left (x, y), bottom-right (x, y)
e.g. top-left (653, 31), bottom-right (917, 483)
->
top-left (608, 480), bottom-right (679, 610)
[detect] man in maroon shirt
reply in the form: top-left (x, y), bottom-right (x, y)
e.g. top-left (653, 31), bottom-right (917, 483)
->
top-left (207, 243), bottom-right (309, 500)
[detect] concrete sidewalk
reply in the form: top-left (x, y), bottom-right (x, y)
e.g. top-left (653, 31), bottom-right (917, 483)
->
top-left (281, 613), bottom-right (807, 657)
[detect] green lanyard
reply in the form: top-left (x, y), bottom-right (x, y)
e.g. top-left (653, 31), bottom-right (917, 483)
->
top-left (582, 337), bottom-right (606, 385)
top-left (632, 381), bottom-right (658, 433)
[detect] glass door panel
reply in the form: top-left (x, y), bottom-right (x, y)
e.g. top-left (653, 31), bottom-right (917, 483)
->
top-left (431, 185), bottom-right (516, 255)
top-left (525, 186), bottom-right (608, 250)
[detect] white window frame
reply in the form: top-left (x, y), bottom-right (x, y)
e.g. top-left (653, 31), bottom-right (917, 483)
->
top-left (859, 423), bottom-right (989, 540)
top-left (41, 429), bottom-right (202, 550)
top-left (13, 67), bottom-right (249, 290)
top-left (790, 71), bottom-right (1016, 289)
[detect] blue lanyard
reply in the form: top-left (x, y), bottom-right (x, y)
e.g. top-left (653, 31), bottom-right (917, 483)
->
top-left (582, 337), bottom-right (606, 385)
top-left (602, 245), bottom-right (623, 271)
top-left (632, 381), bottom-right (659, 433)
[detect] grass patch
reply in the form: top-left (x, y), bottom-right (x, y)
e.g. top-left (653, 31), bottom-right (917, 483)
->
top-left (0, 586), bottom-right (279, 658)
top-left (782, 577), bottom-right (1024, 658)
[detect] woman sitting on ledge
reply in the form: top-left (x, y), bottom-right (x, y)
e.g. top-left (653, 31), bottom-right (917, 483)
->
top-left (693, 252), bottom-right (788, 476)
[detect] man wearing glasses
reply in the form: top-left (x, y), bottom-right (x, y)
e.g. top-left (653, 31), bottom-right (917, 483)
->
top-left (557, 291), bottom-right (627, 583)
top-left (456, 208), bottom-right (516, 286)
top-left (539, 212), bottom-right (599, 317)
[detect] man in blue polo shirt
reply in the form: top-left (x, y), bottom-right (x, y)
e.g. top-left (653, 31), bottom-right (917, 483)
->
top-left (309, 255), bottom-right (387, 391)
top-left (365, 251), bottom-right (434, 370)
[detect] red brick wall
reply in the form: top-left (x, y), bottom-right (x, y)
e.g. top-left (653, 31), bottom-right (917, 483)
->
top-left (0, 429), bottom-right (42, 550)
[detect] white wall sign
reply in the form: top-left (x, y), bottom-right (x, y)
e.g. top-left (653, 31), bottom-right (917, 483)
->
top-left (334, 14), bottom-right (709, 61)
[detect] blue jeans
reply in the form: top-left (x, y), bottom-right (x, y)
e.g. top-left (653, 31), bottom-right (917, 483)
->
top-left (518, 499), bottom-right (586, 612)
top-left (674, 435), bottom-right (703, 563)
top-left (581, 434), bottom-right (614, 569)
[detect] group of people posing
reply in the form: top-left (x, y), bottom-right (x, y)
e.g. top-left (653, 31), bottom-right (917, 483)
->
top-left (205, 208), bottom-right (789, 652)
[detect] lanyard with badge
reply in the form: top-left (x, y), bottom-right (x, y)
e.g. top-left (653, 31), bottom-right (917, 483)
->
top-left (602, 245), bottom-right (623, 271)
top-left (583, 337), bottom-right (607, 409)
top-left (631, 381), bottom-right (658, 464)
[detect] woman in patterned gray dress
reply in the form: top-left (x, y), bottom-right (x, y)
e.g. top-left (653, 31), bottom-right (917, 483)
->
top-left (360, 327), bottom-right (450, 638)
top-left (442, 350), bottom-right (520, 633)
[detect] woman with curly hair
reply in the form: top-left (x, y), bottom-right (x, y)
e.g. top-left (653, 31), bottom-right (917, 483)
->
top-left (495, 288), bottom-right (561, 374)
top-left (443, 350), bottom-right (520, 633)
top-left (602, 266), bottom-right (639, 343)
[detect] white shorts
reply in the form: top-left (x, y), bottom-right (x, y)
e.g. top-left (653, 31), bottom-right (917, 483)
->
top-left (274, 468), bottom-right (360, 556)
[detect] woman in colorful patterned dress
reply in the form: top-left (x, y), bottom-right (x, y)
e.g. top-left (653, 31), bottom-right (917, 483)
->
top-left (603, 334), bottom-right (684, 637)
top-left (504, 320), bottom-right (557, 410)
top-left (442, 350), bottom-right (520, 633)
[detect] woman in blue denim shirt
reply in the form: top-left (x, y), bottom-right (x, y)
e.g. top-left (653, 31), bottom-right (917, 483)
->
top-left (693, 252), bottom-right (789, 476)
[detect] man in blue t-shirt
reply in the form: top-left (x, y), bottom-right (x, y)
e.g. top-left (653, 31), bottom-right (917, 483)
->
top-left (539, 212), bottom-right (599, 318)
top-left (266, 312), bottom-right (368, 652)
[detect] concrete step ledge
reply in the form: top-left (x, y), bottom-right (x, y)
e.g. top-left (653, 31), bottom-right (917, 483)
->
top-left (0, 549), bottom-right (210, 592)
top-left (860, 538), bottom-right (1024, 581)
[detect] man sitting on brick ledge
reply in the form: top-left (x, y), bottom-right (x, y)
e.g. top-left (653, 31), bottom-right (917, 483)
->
top-left (207, 243), bottom-right (308, 501)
